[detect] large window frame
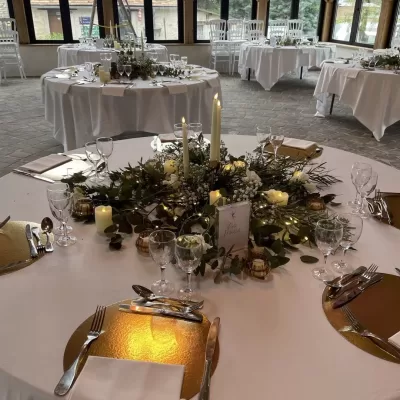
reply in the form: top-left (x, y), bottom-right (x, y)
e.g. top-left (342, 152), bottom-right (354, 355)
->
top-left (5, 0), bottom-right (15, 18)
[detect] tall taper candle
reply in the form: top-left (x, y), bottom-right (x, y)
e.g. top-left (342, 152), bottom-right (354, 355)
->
top-left (210, 93), bottom-right (219, 162)
top-left (109, 20), bottom-right (113, 38)
top-left (182, 117), bottom-right (189, 179)
top-left (216, 100), bottom-right (221, 162)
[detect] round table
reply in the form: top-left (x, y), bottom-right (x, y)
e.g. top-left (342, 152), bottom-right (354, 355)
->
top-left (239, 43), bottom-right (335, 90)
top-left (1, 135), bottom-right (400, 400)
top-left (314, 63), bottom-right (400, 141)
top-left (41, 67), bottom-right (221, 151)
top-left (57, 45), bottom-right (169, 67)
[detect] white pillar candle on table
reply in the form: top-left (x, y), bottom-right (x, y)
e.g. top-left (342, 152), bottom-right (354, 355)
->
top-left (209, 190), bottom-right (222, 206)
top-left (216, 100), bottom-right (222, 162)
top-left (95, 206), bottom-right (113, 233)
top-left (182, 117), bottom-right (189, 179)
top-left (210, 93), bottom-right (219, 162)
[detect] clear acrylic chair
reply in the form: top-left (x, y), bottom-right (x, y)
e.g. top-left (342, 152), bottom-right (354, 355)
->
top-left (269, 19), bottom-right (288, 38)
top-left (287, 19), bottom-right (304, 39)
top-left (244, 20), bottom-right (265, 41)
top-left (209, 19), bottom-right (230, 73)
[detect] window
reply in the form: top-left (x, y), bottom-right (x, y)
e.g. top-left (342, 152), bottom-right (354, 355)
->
top-left (118, 0), bottom-right (145, 39)
top-left (331, 0), bottom-right (381, 46)
top-left (153, 1), bottom-right (179, 40)
top-left (0, 0), bottom-right (13, 18)
top-left (229, 0), bottom-right (253, 19)
top-left (268, 0), bottom-right (292, 23)
top-left (392, 3), bottom-right (400, 46)
top-left (299, 0), bottom-right (321, 36)
top-left (196, 0), bottom-right (220, 41)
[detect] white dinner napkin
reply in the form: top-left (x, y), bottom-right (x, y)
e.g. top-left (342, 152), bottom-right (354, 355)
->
top-left (283, 138), bottom-right (316, 150)
top-left (41, 159), bottom-right (91, 181)
top-left (388, 331), bottom-right (400, 349)
top-left (159, 133), bottom-right (176, 142)
top-left (20, 154), bottom-right (72, 174)
top-left (163, 82), bottom-right (188, 95)
top-left (102, 85), bottom-right (126, 96)
top-left (67, 356), bottom-right (185, 400)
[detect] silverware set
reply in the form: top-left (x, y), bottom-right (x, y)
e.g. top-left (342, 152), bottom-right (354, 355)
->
top-left (367, 189), bottom-right (392, 225)
top-left (25, 223), bottom-right (53, 257)
top-left (0, 215), bottom-right (10, 229)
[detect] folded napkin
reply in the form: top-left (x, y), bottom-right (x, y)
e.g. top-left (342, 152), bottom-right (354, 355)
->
top-left (41, 159), bottom-right (91, 181)
top-left (67, 356), bottom-right (185, 400)
top-left (158, 133), bottom-right (176, 142)
top-left (102, 85), bottom-right (126, 96)
top-left (283, 138), bottom-right (316, 150)
top-left (342, 66), bottom-right (361, 79)
top-left (163, 82), bottom-right (188, 95)
top-left (20, 154), bottom-right (72, 174)
top-left (388, 331), bottom-right (400, 349)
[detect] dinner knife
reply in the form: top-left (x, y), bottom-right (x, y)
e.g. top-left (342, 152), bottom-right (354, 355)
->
top-left (332, 274), bottom-right (383, 309)
top-left (199, 317), bottom-right (220, 400)
top-left (0, 215), bottom-right (10, 230)
top-left (25, 224), bottom-right (38, 258)
top-left (118, 304), bottom-right (203, 322)
top-left (13, 169), bottom-right (55, 183)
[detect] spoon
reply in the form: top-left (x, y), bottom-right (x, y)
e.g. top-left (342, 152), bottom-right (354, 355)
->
top-left (41, 217), bottom-right (54, 253)
top-left (322, 266), bottom-right (366, 288)
top-left (132, 284), bottom-right (203, 308)
top-left (131, 298), bottom-right (203, 314)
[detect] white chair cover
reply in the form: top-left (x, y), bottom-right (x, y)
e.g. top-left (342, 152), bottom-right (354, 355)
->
top-left (287, 19), bottom-right (304, 39)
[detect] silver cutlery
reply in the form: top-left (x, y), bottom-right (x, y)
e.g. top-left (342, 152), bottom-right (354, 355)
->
top-left (324, 266), bottom-right (367, 289)
top-left (0, 215), bottom-right (10, 229)
top-left (25, 224), bottom-right (38, 258)
top-left (199, 317), bottom-right (220, 400)
top-left (341, 305), bottom-right (400, 360)
top-left (54, 305), bottom-right (106, 396)
top-left (119, 303), bottom-right (203, 322)
top-left (13, 169), bottom-right (55, 183)
top-left (395, 267), bottom-right (400, 276)
top-left (41, 218), bottom-right (54, 253)
top-left (57, 153), bottom-right (87, 161)
top-left (129, 299), bottom-right (203, 314)
top-left (32, 227), bottom-right (46, 254)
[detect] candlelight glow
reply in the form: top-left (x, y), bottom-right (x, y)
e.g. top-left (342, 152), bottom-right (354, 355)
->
top-left (214, 93), bottom-right (218, 99)
top-left (182, 117), bottom-right (185, 124)
top-left (217, 100), bottom-right (221, 107)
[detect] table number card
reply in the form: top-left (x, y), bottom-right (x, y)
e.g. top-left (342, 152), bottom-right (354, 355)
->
top-left (216, 201), bottom-right (251, 257)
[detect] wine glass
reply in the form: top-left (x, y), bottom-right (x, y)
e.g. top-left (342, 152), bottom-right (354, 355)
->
top-left (47, 185), bottom-right (76, 247)
top-left (148, 51), bottom-right (158, 63)
top-left (143, 36), bottom-right (147, 48)
top-left (174, 123), bottom-right (184, 140)
top-left (188, 122), bottom-right (202, 139)
top-left (256, 126), bottom-right (271, 156)
top-left (270, 133), bottom-right (284, 160)
top-left (85, 141), bottom-right (104, 184)
top-left (117, 64), bottom-right (125, 82)
top-left (158, 63), bottom-right (166, 82)
top-left (124, 64), bottom-right (132, 80)
top-left (47, 183), bottom-right (73, 235)
top-left (354, 170), bottom-right (378, 218)
top-left (348, 162), bottom-right (372, 208)
top-left (84, 62), bottom-right (93, 79)
top-left (181, 56), bottom-right (188, 68)
top-left (170, 54), bottom-right (179, 69)
top-left (331, 213), bottom-right (363, 273)
top-left (151, 63), bottom-right (159, 79)
top-left (175, 235), bottom-right (203, 301)
top-left (96, 137), bottom-right (113, 176)
top-left (312, 219), bottom-right (344, 281)
top-left (149, 230), bottom-right (176, 295)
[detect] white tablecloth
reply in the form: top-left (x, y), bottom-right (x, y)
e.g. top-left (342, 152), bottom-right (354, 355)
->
top-left (314, 63), bottom-right (400, 141)
top-left (2, 135), bottom-right (400, 400)
top-left (57, 45), bottom-right (169, 67)
top-left (41, 68), bottom-right (221, 151)
top-left (239, 43), bottom-right (334, 90)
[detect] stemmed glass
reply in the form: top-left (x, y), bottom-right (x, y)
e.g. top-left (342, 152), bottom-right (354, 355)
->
top-left (96, 137), bottom-right (113, 176)
top-left (256, 126), bottom-right (271, 156)
top-left (104, 35), bottom-right (112, 48)
top-left (312, 219), bottom-right (344, 281)
top-left (85, 141), bottom-right (104, 184)
top-left (151, 63), bottom-right (159, 79)
top-left (270, 133), bottom-right (285, 160)
top-left (181, 56), bottom-right (188, 68)
top-left (47, 183), bottom-right (73, 235)
top-left (124, 64), bottom-right (132, 81)
top-left (117, 64), bottom-right (125, 82)
top-left (174, 123), bottom-right (184, 140)
top-left (105, 52), bottom-right (112, 71)
top-left (348, 162), bottom-right (372, 208)
top-left (331, 213), bottom-right (363, 273)
top-left (148, 51), bottom-right (158, 63)
top-left (188, 122), bottom-right (202, 139)
top-left (170, 54), bottom-right (179, 70)
top-left (353, 170), bottom-right (378, 218)
top-left (84, 62), bottom-right (93, 79)
top-left (46, 184), bottom-right (76, 247)
top-left (158, 63), bottom-right (166, 82)
top-left (149, 230), bottom-right (176, 295)
top-left (176, 235), bottom-right (203, 301)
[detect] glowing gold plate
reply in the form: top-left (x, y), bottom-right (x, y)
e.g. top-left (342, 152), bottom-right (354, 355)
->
top-left (64, 300), bottom-right (219, 399)
top-left (323, 273), bottom-right (400, 363)
top-left (0, 221), bottom-right (50, 275)
top-left (265, 143), bottom-right (322, 160)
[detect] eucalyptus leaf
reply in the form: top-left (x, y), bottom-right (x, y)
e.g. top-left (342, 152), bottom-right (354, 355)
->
top-left (211, 259), bottom-right (219, 270)
top-left (322, 194), bottom-right (336, 204)
top-left (289, 234), bottom-right (301, 244)
top-left (126, 212), bottom-right (143, 225)
top-left (104, 224), bottom-right (118, 234)
top-left (271, 239), bottom-right (284, 255)
top-left (119, 219), bottom-right (133, 234)
top-left (230, 256), bottom-right (242, 275)
top-left (330, 202), bottom-right (342, 207)
top-left (269, 256), bottom-right (290, 268)
top-left (134, 224), bottom-right (147, 234)
top-left (300, 255), bottom-right (319, 264)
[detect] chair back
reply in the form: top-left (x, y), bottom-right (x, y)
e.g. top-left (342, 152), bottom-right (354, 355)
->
top-left (227, 19), bottom-right (244, 40)
top-left (287, 19), bottom-right (303, 38)
top-left (0, 18), bottom-right (18, 43)
top-left (269, 19), bottom-right (287, 37)
top-left (244, 20), bottom-right (264, 41)
top-left (209, 19), bottom-right (227, 41)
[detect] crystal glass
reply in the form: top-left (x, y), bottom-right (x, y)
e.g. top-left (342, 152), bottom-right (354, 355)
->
top-left (354, 170), bottom-right (378, 218)
top-left (312, 219), bottom-right (344, 281)
top-left (331, 213), bottom-right (363, 273)
top-left (117, 64), bottom-right (125, 82)
top-left (174, 123), bottom-right (184, 140)
top-left (158, 63), bottom-right (166, 81)
top-left (270, 134), bottom-right (284, 160)
top-left (348, 162), bottom-right (372, 208)
top-left (170, 54), bottom-right (179, 68)
top-left (181, 56), bottom-right (188, 67)
top-left (256, 126), bottom-right (271, 156)
top-left (124, 64), bottom-right (132, 80)
top-left (47, 183), bottom-right (73, 235)
top-left (188, 122), bottom-right (202, 139)
top-left (105, 52), bottom-right (112, 71)
top-left (148, 51), bottom-right (158, 62)
top-left (47, 185), bottom-right (76, 247)
top-left (176, 235), bottom-right (203, 301)
top-left (85, 141), bottom-right (104, 184)
top-left (96, 137), bottom-right (113, 176)
top-left (143, 36), bottom-right (147, 48)
top-left (84, 62), bottom-right (93, 78)
top-left (104, 35), bottom-right (111, 48)
top-left (149, 230), bottom-right (176, 295)
top-left (151, 63), bottom-right (159, 78)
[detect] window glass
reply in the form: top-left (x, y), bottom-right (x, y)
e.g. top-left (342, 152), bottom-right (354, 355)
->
top-left (229, 0), bottom-right (252, 19)
top-left (332, 0), bottom-right (356, 41)
top-left (299, 0), bottom-right (321, 36)
top-left (69, 0), bottom-right (100, 40)
top-left (30, 1), bottom-right (65, 40)
top-left (152, 0), bottom-right (179, 40)
top-left (0, 0), bottom-right (10, 18)
top-left (196, 0), bottom-right (220, 40)
top-left (355, 0), bottom-right (382, 44)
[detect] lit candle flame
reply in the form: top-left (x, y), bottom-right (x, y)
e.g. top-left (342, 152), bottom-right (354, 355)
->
top-left (214, 93), bottom-right (218, 99)
top-left (217, 100), bottom-right (221, 107)
top-left (182, 117), bottom-right (185, 124)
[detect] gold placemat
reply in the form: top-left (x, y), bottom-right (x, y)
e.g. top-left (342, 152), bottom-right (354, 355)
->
top-left (63, 300), bottom-right (219, 399)
top-left (0, 221), bottom-right (49, 275)
top-left (265, 143), bottom-right (322, 160)
top-left (323, 273), bottom-right (400, 363)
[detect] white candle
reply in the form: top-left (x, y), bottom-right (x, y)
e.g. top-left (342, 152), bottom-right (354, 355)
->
top-left (216, 100), bottom-right (221, 162)
top-left (110, 20), bottom-right (113, 39)
top-left (182, 117), bottom-right (189, 179)
top-left (95, 205), bottom-right (113, 234)
top-left (209, 190), bottom-right (222, 206)
top-left (210, 93), bottom-right (219, 162)
top-left (98, 66), bottom-right (106, 83)
top-left (141, 32), bottom-right (144, 56)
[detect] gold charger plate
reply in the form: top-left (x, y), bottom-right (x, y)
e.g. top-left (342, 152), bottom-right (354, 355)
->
top-left (0, 220), bottom-right (50, 275)
top-left (64, 300), bottom-right (219, 399)
top-left (323, 273), bottom-right (400, 363)
top-left (265, 143), bottom-right (322, 160)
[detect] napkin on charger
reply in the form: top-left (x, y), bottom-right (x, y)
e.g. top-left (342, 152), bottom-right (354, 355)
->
top-left (282, 138), bottom-right (317, 150)
top-left (20, 154), bottom-right (72, 174)
top-left (67, 356), bottom-right (184, 400)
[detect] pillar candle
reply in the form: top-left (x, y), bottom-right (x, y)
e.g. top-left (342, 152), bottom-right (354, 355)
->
top-left (210, 93), bottom-right (219, 162)
top-left (182, 117), bottom-right (189, 179)
top-left (216, 100), bottom-right (222, 162)
top-left (95, 205), bottom-right (113, 234)
top-left (98, 66), bottom-right (106, 83)
top-left (209, 190), bottom-right (222, 206)
top-left (110, 20), bottom-right (113, 39)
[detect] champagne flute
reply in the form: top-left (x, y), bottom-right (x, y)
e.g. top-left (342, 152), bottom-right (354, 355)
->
top-left (105, 52), bottom-right (112, 71)
top-left (256, 126), bottom-right (271, 156)
top-left (117, 64), bottom-right (125, 82)
top-left (181, 56), bottom-right (188, 68)
top-left (270, 133), bottom-right (284, 160)
top-left (151, 63), bottom-right (159, 79)
top-left (96, 137), bottom-right (113, 176)
top-left (348, 162), bottom-right (372, 208)
top-left (85, 141), bottom-right (104, 184)
top-left (176, 235), bottom-right (203, 301)
top-left (124, 64), bottom-right (132, 81)
top-left (158, 63), bottom-right (166, 82)
top-left (354, 170), bottom-right (378, 218)
top-left (47, 183), bottom-right (73, 235)
top-left (174, 123), bottom-right (184, 140)
top-left (149, 230), bottom-right (176, 295)
top-left (312, 219), bottom-right (343, 281)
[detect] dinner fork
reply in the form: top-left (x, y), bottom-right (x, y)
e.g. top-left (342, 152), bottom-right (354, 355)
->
top-left (341, 305), bottom-right (400, 360)
top-left (32, 227), bottom-right (46, 254)
top-left (54, 305), bottom-right (106, 396)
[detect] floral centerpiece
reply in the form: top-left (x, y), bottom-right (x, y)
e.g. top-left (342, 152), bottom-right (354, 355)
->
top-left (360, 48), bottom-right (400, 70)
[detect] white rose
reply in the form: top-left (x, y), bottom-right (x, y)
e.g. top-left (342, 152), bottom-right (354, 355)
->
top-left (304, 182), bottom-right (317, 193)
top-left (290, 171), bottom-right (309, 183)
top-left (246, 170), bottom-right (261, 183)
top-left (196, 235), bottom-right (213, 254)
top-left (164, 160), bottom-right (177, 174)
top-left (263, 189), bottom-right (289, 206)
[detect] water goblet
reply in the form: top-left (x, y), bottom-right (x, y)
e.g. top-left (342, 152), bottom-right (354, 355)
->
top-left (348, 162), bottom-right (372, 208)
top-left (148, 51), bottom-right (158, 63)
top-left (149, 229), bottom-right (176, 295)
top-left (312, 219), bottom-right (344, 281)
top-left (256, 125), bottom-right (271, 156)
top-left (174, 123), bottom-right (184, 140)
top-left (96, 137), bottom-right (113, 176)
top-left (84, 62), bottom-right (93, 79)
top-left (46, 183), bottom-right (73, 235)
top-left (105, 52), bottom-right (112, 71)
top-left (117, 63), bottom-right (125, 82)
top-left (270, 133), bottom-right (284, 160)
top-left (151, 63), bottom-right (159, 79)
top-left (124, 64), bottom-right (132, 81)
top-left (176, 235), bottom-right (203, 301)
top-left (158, 63), bottom-right (166, 82)
top-left (354, 170), bottom-right (378, 218)
top-left (188, 122), bottom-right (202, 139)
top-left (181, 56), bottom-right (188, 68)
top-left (85, 141), bottom-right (105, 184)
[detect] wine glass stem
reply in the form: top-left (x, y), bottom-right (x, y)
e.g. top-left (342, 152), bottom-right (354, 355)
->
top-left (323, 254), bottom-right (328, 264)
top-left (187, 272), bottom-right (192, 292)
top-left (94, 160), bottom-right (100, 180)
top-left (274, 147), bottom-right (278, 160)
top-left (261, 143), bottom-right (265, 156)
top-left (105, 157), bottom-right (110, 174)
top-left (62, 221), bottom-right (68, 240)
top-left (358, 195), bottom-right (366, 212)
top-left (160, 266), bottom-right (166, 284)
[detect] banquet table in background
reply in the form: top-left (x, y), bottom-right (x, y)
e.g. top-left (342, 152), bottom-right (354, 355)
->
top-left (314, 63), bottom-right (400, 141)
top-left (238, 43), bottom-right (335, 90)
top-left (57, 44), bottom-right (169, 67)
top-left (2, 135), bottom-right (400, 400)
top-left (41, 67), bottom-right (221, 151)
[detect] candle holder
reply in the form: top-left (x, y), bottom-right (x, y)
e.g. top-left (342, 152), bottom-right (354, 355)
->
top-left (307, 197), bottom-right (326, 211)
top-left (72, 198), bottom-right (94, 219)
top-left (246, 245), bottom-right (271, 280)
top-left (135, 229), bottom-right (153, 256)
